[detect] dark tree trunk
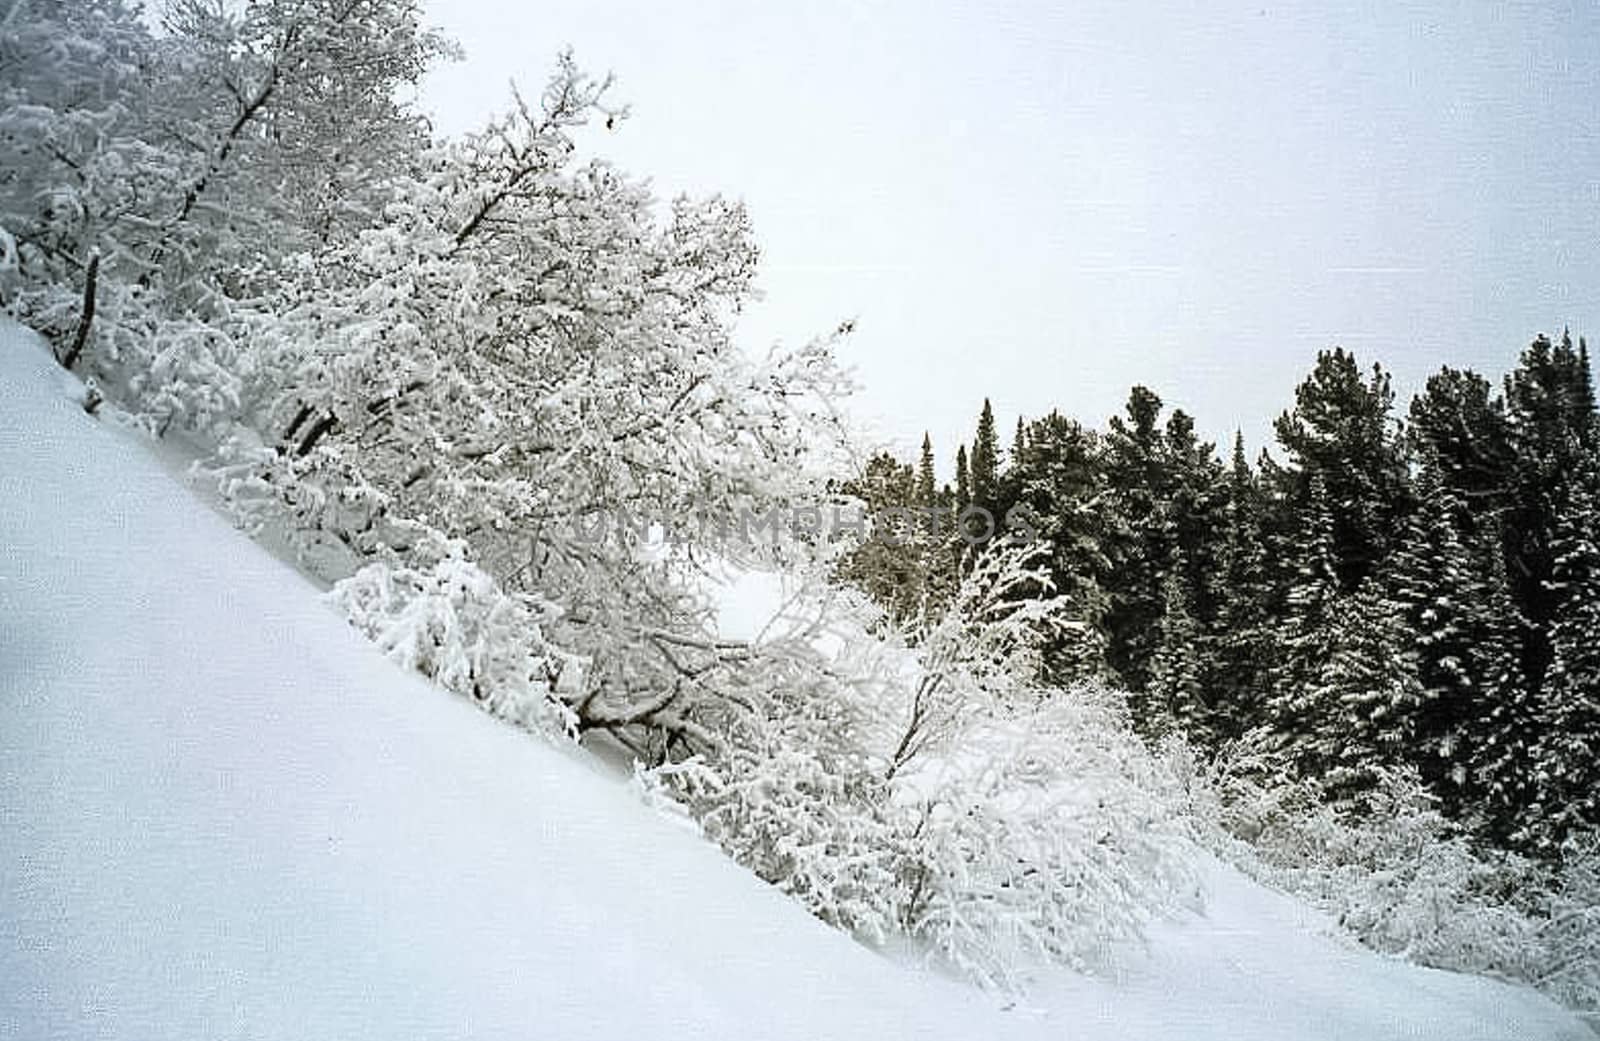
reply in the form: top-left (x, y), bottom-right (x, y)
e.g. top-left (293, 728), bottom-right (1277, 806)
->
top-left (59, 252), bottom-right (99, 371)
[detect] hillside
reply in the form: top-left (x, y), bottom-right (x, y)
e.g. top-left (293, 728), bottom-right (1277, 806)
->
top-left (1, 319), bottom-right (1588, 1040)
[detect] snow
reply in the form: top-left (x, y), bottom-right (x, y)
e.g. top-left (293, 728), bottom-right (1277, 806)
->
top-left (1, 319), bottom-right (1589, 1041)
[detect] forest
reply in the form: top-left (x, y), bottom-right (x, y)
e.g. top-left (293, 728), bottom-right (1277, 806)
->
top-left (842, 338), bottom-right (1600, 858)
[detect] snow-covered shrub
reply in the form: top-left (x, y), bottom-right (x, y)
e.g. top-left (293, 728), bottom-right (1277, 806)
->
top-left (895, 684), bottom-right (1200, 989)
top-left (865, 545), bottom-right (1198, 986)
top-left (1535, 835), bottom-right (1600, 1016)
top-left (329, 554), bottom-right (577, 739)
top-left (1189, 748), bottom-right (1600, 1016)
top-left (640, 547), bottom-right (1202, 992)
top-left (663, 750), bottom-right (906, 943)
top-left (639, 584), bottom-right (911, 942)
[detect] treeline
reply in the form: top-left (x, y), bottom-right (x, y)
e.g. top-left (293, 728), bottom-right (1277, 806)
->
top-left (841, 340), bottom-right (1600, 856)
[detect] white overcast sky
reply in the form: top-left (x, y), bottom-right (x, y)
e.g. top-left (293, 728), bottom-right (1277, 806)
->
top-left (420, 0), bottom-right (1599, 473)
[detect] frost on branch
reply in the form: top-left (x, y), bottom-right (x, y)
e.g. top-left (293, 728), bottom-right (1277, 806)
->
top-left (1190, 750), bottom-right (1600, 1016)
top-left (881, 547), bottom-right (1198, 989)
top-left (329, 554), bottom-right (577, 739)
top-left (895, 687), bottom-right (1199, 990)
top-left (644, 550), bottom-right (1200, 992)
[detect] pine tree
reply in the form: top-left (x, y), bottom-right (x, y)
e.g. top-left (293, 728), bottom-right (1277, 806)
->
top-left (1206, 433), bottom-right (1274, 744)
top-left (1261, 472), bottom-right (1342, 769)
top-left (1317, 579), bottom-right (1425, 807)
top-left (1530, 455), bottom-right (1600, 849)
top-left (1147, 567), bottom-right (1207, 740)
top-left (953, 445), bottom-right (971, 514)
top-left (916, 433), bottom-right (937, 509)
top-left (1389, 460), bottom-right (1525, 820)
top-left (970, 398), bottom-right (1000, 514)
top-left (1272, 348), bottom-right (1411, 592)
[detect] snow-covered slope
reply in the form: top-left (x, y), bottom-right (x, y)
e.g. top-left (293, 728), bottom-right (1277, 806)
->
top-left (1, 321), bottom-right (1588, 1041)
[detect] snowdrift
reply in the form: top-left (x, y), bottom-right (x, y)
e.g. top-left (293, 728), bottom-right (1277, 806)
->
top-left (1, 320), bottom-right (1588, 1040)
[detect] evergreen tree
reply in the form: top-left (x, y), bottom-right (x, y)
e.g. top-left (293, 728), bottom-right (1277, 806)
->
top-left (1262, 473), bottom-right (1342, 767)
top-left (1471, 538), bottom-right (1542, 848)
top-left (1147, 566), bottom-right (1207, 740)
top-left (1579, 336), bottom-right (1597, 418)
top-left (916, 433), bottom-right (937, 509)
top-left (970, 398), bottom-right (1000, 514)
top-left (913, 433), bottom-right (957, 609)
top-left (1163, 409), bottom-right (1228, 634)
top-left (1502, 332), bottom-right (1596, 700)
top-left (1272, 348), bottom-right (1411, 592)
top-left (953, 445), bottom-right (971, 514)
top-left (1317, 580), bottom-right (1425, 806)
top-left (1099, 386), bottom-right (1173, 700)
top-left (1530, 454), bottom-right (1600, 849)
top-left (1389, 460), bottom-right (1525, 820)
top-left (1406, 367), bottom-right (1514, 530)
top-left (836, 451), bottom-right (923, 623)
top-left (1205, 433), bottom-right (1275, 744)
top-left (1003, 410), bottom-right (1112, 682)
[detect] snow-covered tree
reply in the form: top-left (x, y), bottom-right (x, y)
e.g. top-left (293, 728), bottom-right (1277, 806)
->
top-left (637, 543), bottom-right (1195, 990)
top-left (1259, 472), bottom-right (1341, 766)
top-left (1147, 567), bottom-right (1207, 740)
top-left (1203, 432), bottom-right (1274, 745)
top-left (1389, 460), bottom-right (1526, 820)
top-left (330, 547), bottom-right (576, 737)
top-left (1527, 457), bottom-right (1600, 850)
top-left (894, 682), bottom-right (1197, 988)
top-left (1271, 347), bottom-right (1411, 592)
top-left (209, 56), bottom-right (859, 765)
top-left (1, 0), bottom-right (450, 432)
top-left (1317, 580), bottom-right (1424, 805)
top-left (880, 544), bottom-right (1196, 987)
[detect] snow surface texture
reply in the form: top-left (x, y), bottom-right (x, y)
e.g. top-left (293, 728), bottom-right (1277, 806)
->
top-left (1, 319), bottom-right (1589, 1040)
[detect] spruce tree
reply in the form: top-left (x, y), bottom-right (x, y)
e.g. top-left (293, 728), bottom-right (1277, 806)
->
top-left (1471, 537), bottom-right (1541, 848)
top-left (913, 434), bottom-right (957, 609)
top-left (970, 398), bottom-right (1000, 514)
top-left (1163, 409), bottom-right (1228, 635)
top-left (1502, 333), bottom-right (1596, 702)
top-left (916, 433), bottom-right (937, 509)
top-left (1407, 366), bottom-right (1514, 528)
top-left (1206, 433), bottom-right (1274, 744)
top-left (1262, 472), bottom-right (1342, 770)
top-left (1147, 566), bottom-right (1208, 741)
top-left (1530, 455), bottom-right (1600, 849)
top-left (1002, 410), bottom-right (1112, 682)
top-left (1579, 336), bottom-right (1597, 418)
top-left (1100, 386), bottom-right (1175, 701)
top-left (953, 445), bottom-right (971, 514)
top-left (1317, 579), bottom-right (1425, 807)
top-left (1389, 460), bottom-right (1525, 820)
